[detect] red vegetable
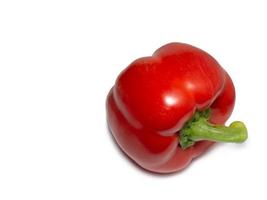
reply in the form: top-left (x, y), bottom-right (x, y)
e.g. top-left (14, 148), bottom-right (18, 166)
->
top-left (106, 42), bottom-right (247, 173)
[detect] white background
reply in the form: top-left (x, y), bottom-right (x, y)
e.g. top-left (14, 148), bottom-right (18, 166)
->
top-left (0, 0), bottom-right (266, 199)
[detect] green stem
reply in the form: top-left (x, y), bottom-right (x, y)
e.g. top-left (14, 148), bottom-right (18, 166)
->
top-left (179, 110), bottom-right (248, 149)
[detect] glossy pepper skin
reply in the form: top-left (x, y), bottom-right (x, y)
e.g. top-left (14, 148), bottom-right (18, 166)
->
top-left (107, 43), bottom-right (247, 173)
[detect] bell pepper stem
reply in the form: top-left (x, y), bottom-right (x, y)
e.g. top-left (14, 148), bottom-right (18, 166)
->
top-left (179, 110), bottom-right (248, 149)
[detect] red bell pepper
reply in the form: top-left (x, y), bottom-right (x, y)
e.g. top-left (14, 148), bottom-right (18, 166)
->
top-left (106, 42), bottom-right (247, 173)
